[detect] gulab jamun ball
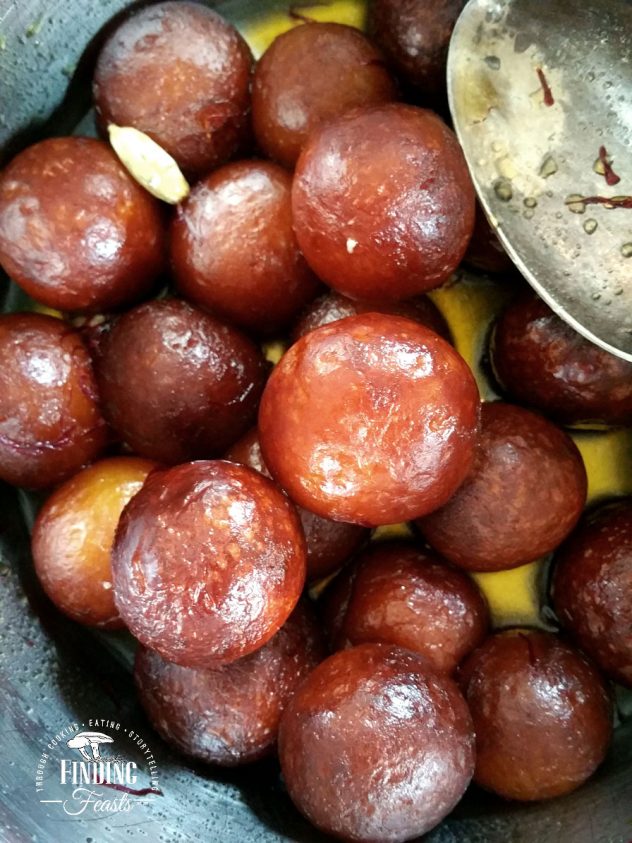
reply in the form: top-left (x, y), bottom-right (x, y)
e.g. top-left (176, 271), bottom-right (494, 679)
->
top-left (96, 298), bottom-right (267, 464)
top-left (0, 137), bottom-right (166, 313)
top-left (93, 1), bottom-right (253, 179)
top-left (291, 290), bottom-right (451, 343)
top-left (135, 601), bottom-right (325, 767)
top-left (279, 643), bottom-right (474, 842)
top-left (0, 313), bottom-right (108, 489)
top-left (418, 402), bottom-right (587, 571)
top-left (225, 428), bottom-right (368, 581)
top-left (292, 103), bottom-right (475, 300)
top-left (458, 630), bottom-right (613, 801)
top-left (32, 457), bottom-right (158, 629)
top-left (259, 313), bottom-right (480, 527)
top-left (112, 460), bottom-right (306, 669)
top-left (491, 292), bottom-right (632, 426)
top-left (323, 541), bottom-right (489, 673)
top-left (552, 499), bottom-right (632, 688)
top-left (368, 0), bottom-right (466, 100)
top-left (252, 22), bottom-right (397, 169)
top-left (171, 160), bottom-right (320, 336)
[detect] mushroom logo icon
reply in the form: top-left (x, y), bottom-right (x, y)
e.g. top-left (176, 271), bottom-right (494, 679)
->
top-left (66, 731), bottom-right (114, 762)
top-left (37, 721), bottom-right (161, 813)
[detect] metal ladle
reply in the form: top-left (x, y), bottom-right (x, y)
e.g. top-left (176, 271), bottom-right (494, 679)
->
top-left (448, 0), bottom-right (632, 360)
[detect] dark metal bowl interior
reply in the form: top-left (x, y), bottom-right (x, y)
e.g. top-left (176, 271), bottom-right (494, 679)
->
top-left (0, 2), bottom-right (631, 841)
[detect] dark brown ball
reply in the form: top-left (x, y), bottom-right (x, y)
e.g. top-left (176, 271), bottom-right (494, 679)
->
top-left (459, 630), bottom-right (613, 801)
top-left (171, 160), bottom-right (320, 336)
top-left (93, 1), bottom-right (253, 179)
top-left (0, 137), bottom-right (166, 313)
top-left (252, 22), bottom-right (397, 169)
top-left (259, 313), bottom-right (480, 527)
top-left (323, 541), bottom-right (489, 673)
top-left (96, 298), bottom-right (267, 464)
top-left (491, 292), bottom-right (632, 426)
top-left (134, 601), bottom-right (325, 766)
top-left (279, 643), bottom-right (475, 842)
top-left (292, 104), bottom-right (475, 300)
top-left (0, 313), bottom-right (108, 489)
top-left (291, 290), bottom-right (451, 343)
top-left (418, 402), bottom-right (587, 571)
top-left (225, 428), bottom-right (368, 581)
top-left (552, 499), bottom-right (632, 688)
top-left (112, 460), bottom-right (306, 669)
top-left (368, 0), bottom-right (466, 100)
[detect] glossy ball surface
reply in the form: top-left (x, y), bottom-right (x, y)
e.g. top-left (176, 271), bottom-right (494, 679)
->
top-left (292, 104), bottom-right (475, 300)
top-left (259, 313), bottom-right (480, 526)
top-left (112, 460), bottom-right (306, 668)
top-left (368, 0), bottom-right (466, 100)
top-left (0, 313), bottom-right (107, 489)
top-left (323, 540), bottom-right (489, 673)
top-left (459, 631), bottom-right (613, 801)
top-left (96, 298), bottom-right (267, 464)
top-left (93, 1), bottom-right (253, 179)
top-left (552, 499), bottom-right (632, 688)
top-left (171, 160), bottom-right (320, 335)
top-left (491, 292), bottom-right (632, 426)
top-left (0, 137), bottom-right (166, 313)
top-left (418, 402), bottom-right (587, 571)
top-left (252, 22), bottom-right (397, 169)
top-left (279, 643), bottom-right (475, 842)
